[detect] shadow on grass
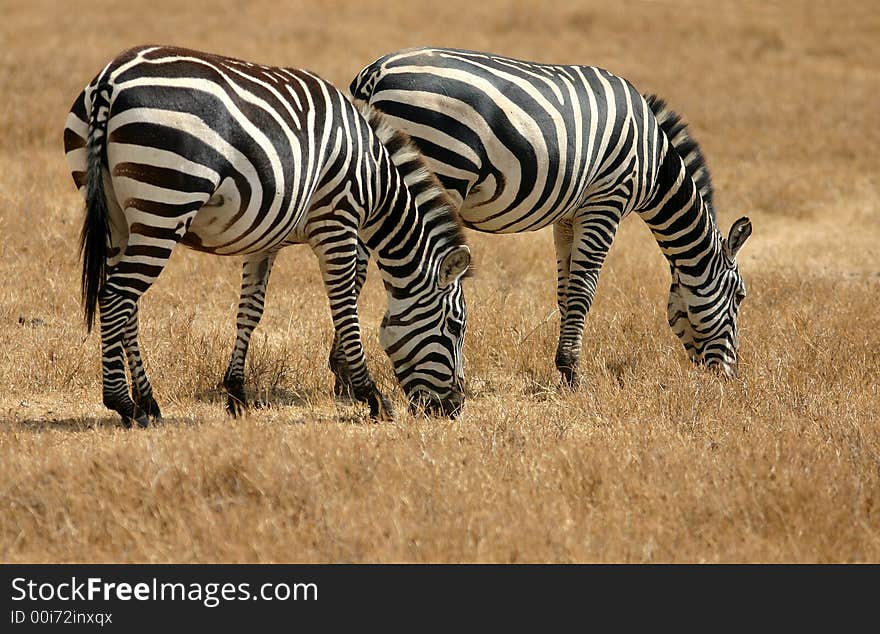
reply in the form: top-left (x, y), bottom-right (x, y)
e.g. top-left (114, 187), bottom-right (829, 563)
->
top-left (191, 385), bottom-right (324, 409)
top-left (191, 385), bottom-right (379, 425)
top-left (14, 416), bottom-right (122, 432)
top-left (10, 389), bottom-right (381, 432)
top-left (12, 415), bottom-right (207, 433)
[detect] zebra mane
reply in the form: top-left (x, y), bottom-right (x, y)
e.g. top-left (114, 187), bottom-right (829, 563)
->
top-left (644, 94), bottom-right (715, 222)
top-left (354, 99), bottom-right (468, 253)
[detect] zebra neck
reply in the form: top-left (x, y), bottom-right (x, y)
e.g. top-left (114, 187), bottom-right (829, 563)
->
top-left (637, 165), bottom-right (722, 288)
top-left (353, 99), bottom-right (465, 296)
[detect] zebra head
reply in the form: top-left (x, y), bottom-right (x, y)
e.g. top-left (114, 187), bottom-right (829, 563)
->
top-left (379, 245), bottom-right (471, 418)
top-left (667, 217), bottom-right (752, 378)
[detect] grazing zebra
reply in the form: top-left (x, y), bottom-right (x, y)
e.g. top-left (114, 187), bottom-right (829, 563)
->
top-left (342, 47), bottom-right (752, 387)
top-left (63, 45), bottom-right (471, 427)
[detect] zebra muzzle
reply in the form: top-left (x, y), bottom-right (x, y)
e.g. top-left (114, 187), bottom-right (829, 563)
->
top-left (704, 358), bottom-right (738, 379)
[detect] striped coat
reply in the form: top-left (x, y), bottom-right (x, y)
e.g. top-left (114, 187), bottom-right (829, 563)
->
top-left (64, 45), bottom-right (471, 425)
top-left (347, 47), bottom-right (752, 384)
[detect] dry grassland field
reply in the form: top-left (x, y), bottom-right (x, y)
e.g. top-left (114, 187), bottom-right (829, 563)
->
top-left (0, 0), bottom-right (878, 563)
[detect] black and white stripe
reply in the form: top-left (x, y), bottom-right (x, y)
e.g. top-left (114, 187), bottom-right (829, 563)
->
top-left (64, 45), bottom-right (471, 426)
top-left (348, 47), bottom-right (751, 383)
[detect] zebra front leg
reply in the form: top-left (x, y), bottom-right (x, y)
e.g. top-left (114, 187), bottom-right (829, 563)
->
top-left (122, 304), bottom-right (162, 421)
top-left (553, 219), bottom-right (575, 385)
top-left (312, 228), bottom-right (393, 421)
top-left (329, 238), bottom-right (369, 401)
top-left (554, 210), bottom-right (620, 388)
top-left (223, 252), bottom-right (277, 417)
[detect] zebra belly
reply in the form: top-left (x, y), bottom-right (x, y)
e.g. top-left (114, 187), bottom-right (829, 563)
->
top-left (180, 177), bottom-right (308, 254)
top-left (179, 178), bottom-right (243, 253)
top-left (182, 190), bottom-right (309, 255)
top-left (456, 194), bottom-right (572, 234)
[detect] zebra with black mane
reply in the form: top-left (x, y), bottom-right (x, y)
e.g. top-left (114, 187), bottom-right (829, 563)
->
top-left (346, 47), bottom-right (752, 387)
top-left (64, 45), bottom-right (471, 426)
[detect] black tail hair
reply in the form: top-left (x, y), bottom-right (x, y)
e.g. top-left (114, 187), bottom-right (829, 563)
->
top-left (644, 93), bottom-right (715, 221)
top-left (80, 85), bottom-right (112, 332)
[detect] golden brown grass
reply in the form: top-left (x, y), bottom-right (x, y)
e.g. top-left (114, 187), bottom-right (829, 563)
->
top-left (1, 0), bottom-right (878, 562)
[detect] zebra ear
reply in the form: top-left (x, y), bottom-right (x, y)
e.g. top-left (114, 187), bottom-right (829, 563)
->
top-left (724, 217), bottom-right (752, 260)
top-left (438, 245), bottom-right (471, 288)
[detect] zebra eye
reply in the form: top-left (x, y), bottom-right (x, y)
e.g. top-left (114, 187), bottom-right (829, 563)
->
top-left (447, 319), bottom-right (462, 337)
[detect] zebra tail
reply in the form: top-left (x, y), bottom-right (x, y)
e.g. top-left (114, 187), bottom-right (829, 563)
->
top-left (80, 84), bottom-right (113, 333)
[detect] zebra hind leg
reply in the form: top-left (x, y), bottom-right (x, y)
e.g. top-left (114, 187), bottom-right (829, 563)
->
top-left (98, 214), bottom-right (196, 427)
top-left (100, 287), bottom-right (150, 428)
top-left (122, 304), bottom-right (162, 421)
top-left (223, 253), bottom-right (277, 417)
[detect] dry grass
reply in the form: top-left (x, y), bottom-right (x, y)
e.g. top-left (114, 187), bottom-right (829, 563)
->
top-left (1, 0), bottom-right (879, 562)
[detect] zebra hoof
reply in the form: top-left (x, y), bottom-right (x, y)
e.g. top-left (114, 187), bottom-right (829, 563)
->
top-left (226, 396), bottom-right (247, 418)
top-left (137, 396), bottom-right (162, 421)
top-left (120, 413), bottom-right (149, 428)
top-left (558, 367), bottom-right (580, 389)
top-left (224, 379), bottom-right (247, 417)
top-left (333, 378), bottom-right (357, 404)
top-left (555, 349), bottom-right (580, 389)
top-left (369, 394), bottom-right (396, 422)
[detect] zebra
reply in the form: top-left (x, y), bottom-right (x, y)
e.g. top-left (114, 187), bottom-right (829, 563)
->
top-left (63, 45), bottom-right (471, 427)
top-left (340, 47), bottom-right (752, 388)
